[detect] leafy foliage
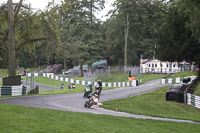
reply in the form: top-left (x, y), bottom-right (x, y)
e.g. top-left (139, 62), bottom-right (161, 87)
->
top-left (1, 0), bottom-right (200, 77)
top-left (0, 2), bottom-right (62, 68)
top-left (105, 0), bottom-right (167, 65)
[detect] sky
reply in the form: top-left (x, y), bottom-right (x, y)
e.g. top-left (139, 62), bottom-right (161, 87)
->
top-left (0, 0), bottom-right (115, 21)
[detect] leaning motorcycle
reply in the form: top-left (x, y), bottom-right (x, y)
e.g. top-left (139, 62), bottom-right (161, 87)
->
top-left (84, 92), bottom-right (99, 108)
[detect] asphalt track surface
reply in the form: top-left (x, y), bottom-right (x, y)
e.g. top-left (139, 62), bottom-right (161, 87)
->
top-left (0, 79), bottom-right (199, 124)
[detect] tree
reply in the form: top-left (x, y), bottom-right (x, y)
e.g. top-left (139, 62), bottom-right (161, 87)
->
top-left (8, 0), bottom-right (17, 76)
top-left (57, 0), bottom-right (105, 75)
top-left (0, 1), bottom-right (62, 71)
top-left (106, 0), bottom-right (167, 66)
top-left (157, 0), bottom-right (200, 78)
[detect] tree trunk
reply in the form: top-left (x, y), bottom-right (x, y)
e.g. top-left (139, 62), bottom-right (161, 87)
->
top-left (124, 14), bottom-right (129, 72)
top-left (64, 57), bottom-right (67, 71)
top-left (8, 0), bottom-right (16, 77)
top-left (198, 64), bottom-right (200, 80)
top-left (88, 64), bottom-right (92, 74)
top-left (79, 61), bottom-right (83, 77)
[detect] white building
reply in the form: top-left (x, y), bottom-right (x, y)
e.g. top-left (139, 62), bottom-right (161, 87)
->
top-left (141, 59), bottom-right (179, 74)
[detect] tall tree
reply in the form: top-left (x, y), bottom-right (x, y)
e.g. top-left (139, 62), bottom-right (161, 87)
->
top-left (106, 0), bottom-right (167, 66)
top-left (58, 0), bottom-right (105, 74)
top-left (157, 0), bottom-right (200, 78)
top-left (1, 1), bottom-right (62, 70)
top-left (8, 0), bottom-right (17, 76)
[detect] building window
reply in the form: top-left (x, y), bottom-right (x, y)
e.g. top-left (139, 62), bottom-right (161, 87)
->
top-left (167, 63), bottom-right (168, 67)
top-left (155, 64), bottom-right (157, 67)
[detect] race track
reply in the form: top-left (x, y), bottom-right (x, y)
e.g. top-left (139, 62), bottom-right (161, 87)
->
top-left (0, 79), bottom-right (199, 124)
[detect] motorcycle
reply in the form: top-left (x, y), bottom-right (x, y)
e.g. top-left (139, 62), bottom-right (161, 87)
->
top-left (84, 91), bottom-right (99, 108)
top-left (83, 85), bottom-right (93, 97)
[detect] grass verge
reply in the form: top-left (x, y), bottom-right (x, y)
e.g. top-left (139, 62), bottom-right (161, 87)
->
top-left (96, 73), bottom-right (166, 83)
top-left (101, 86), bottom-right (200, 122)
top-left (167, 71), bottom-right (197, 79)
top-left (34, 77), bottom-right (116, 95)
top-left (137, 74), bottom-right (166, 83)
top-left (0, 68), bottom-right (41, 78)
top-left (192, 80), bottom-right (200, 96)
top-left (0, 103), bottom-right (200, 132)
top-left (0, 69), bottom-right (8, 78)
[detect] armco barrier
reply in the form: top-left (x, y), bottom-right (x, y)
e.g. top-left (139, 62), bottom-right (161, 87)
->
top-left (160, 76), bottom-right (196, 84)
top-left (0, 86), bottom-right (27, 96)
top-left (187, 93), bottom-right (200, 109)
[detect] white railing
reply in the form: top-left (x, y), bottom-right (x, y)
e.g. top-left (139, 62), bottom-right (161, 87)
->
top-left (187, 93), bottom-right (200, 109)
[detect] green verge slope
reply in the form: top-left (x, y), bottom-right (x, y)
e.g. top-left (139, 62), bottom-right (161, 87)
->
top-left (0, 103), bottom-right (200, 133)
top-left (102, 86), bottom-right (200, 122)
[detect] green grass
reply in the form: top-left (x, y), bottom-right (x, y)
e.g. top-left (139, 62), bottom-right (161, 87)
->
top-left (35, 77), bottom-right (83, 89)
top-left (35, 77), bottom-right (85, 95)
top-left (34, 74), bottom-right (165, 95)
top-left (97, 73), bottom-right (166, 83)
top-left (0, 69), bottom-right (8, 78)
top-left (167, 71), bottom-right (197, 79)
top-left (34, 77), bottom-right (116, 95)
top-left (0, 68), bottom-right (41, 78)
top-left (102, 86), bottom-right (200, 122)
top-left (193, 80), bottom-right (200, 96)
top-left (97, 73), bottom-right (129, 82)
top-left (70, 76), bottom-right (84, 81)
top-left (0, 103), bottom-right (200, 132)
top-left (137, 74), bottom-right (166, 83)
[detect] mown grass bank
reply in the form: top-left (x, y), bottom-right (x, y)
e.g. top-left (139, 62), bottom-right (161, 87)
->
top-left (96, 73), bottom-right (166, 83)
top-left (167, 71), bottom-right (197, 79)
top-left (34, 77), bottom-right (116, 95)
top-left (0, 103), bottom-right (199, 133)
top-left (0, 69), bottom-right (8, 78)
top-left (192, 80), bottom-right (200, 96)
top-left (34, 74), bottom-right (165, 95)
top-left (102, 86), bottom-right (200, 122)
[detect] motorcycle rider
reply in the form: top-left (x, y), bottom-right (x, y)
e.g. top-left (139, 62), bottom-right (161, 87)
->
top-left (72, 83), bottom-right (76, 89)
top-left (95, 80), bottom-right (102, 95)
top-left (97, 80), bottom-right (102, 88)
top-left (68, 83), bottom-right (72, 89)
top-left (88, 83), bottom-right (93, 91)
top-left (83, 83), bottom-right (93, 97)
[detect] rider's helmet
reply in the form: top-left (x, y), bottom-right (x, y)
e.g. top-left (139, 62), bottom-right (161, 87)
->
top-left (89, 83), bottom-right (92, 88)
top-left (97, 80), bottom-right (102, 86)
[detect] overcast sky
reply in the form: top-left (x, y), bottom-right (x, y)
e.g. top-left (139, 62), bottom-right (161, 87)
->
top-left (0, 0), bottom-right (115, 21)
